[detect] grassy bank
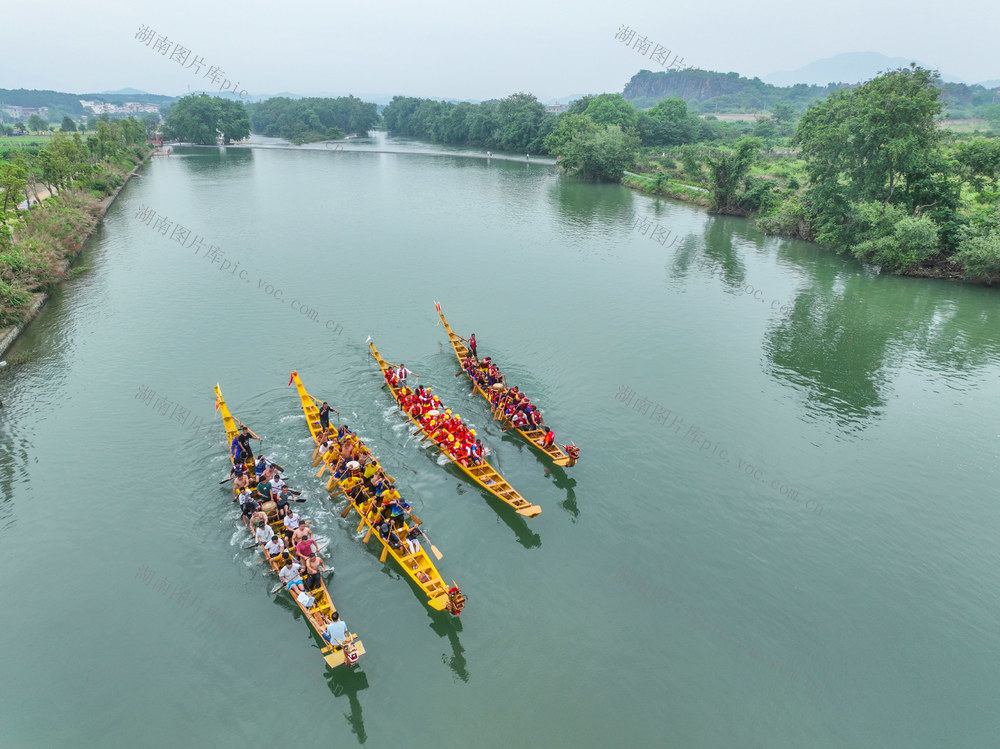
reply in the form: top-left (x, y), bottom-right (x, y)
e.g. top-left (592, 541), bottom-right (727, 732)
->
top-left (1, 119), bottom-right (151, 329)
top-left (621, 171), bottom-right (711, 207)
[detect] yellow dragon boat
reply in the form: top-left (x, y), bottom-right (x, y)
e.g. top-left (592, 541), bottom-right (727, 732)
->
top-left (367, 339), bottom-right (542, 518)
top-left (435, 302), bottom-right (579, 467)
top-left (289, 371), bottom-right (466, 615)
top-left (215, 384), bottom-right (365, 668)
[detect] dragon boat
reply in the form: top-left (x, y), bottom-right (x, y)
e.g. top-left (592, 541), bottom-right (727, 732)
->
top-left (367, 339), bottom-right (541, 518)
top-left (435, 302), bottom-right (579, 467)
top-left (289, 370), bottom-right (465, 615)
top-left (215, 383), bottom-right (364, 668)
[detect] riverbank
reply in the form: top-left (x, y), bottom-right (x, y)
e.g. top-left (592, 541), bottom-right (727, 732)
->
top-left (0, 153), bottom-right (149, 357)
top-left (621, 171), bottom-right (711, 208)
top-left (624, 147), bottom-right (999, 287)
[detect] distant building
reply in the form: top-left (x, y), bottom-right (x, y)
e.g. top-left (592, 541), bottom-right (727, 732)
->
top-left (79, 99), bottom-right (159, 116)
top-left (545, 103), bottom-right (569, 113)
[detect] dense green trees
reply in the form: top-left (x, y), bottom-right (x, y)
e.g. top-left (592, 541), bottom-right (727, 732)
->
top-left (636, 97), bottom-right (702, 147)
top-left (580, 94), bottom-right (638, 130)
top-left (27, 114), bottom-right (47, 133)
top-left (543, 117), bottom-right (638, 181)
top-left (247, 96), bottom-right (379, 144)
top-left (382, 93), bottom-right (554, 153)
top-left (163, 94), bottom-right (251, 145)
top-left (1, 117), bottom-right (151, 324)
top-left (791, 66), bottom-right (961, 270)
top-left (60, 116), bottom-right (76, 132)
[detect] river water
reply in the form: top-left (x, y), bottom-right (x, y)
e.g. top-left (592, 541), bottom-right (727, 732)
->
top-left (2, 132), bottom-right (999, 748)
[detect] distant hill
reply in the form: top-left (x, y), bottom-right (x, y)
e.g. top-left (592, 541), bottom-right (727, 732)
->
top-left (762, 52), bottom-right (966, 86)
top-left (622, 69), bottom-right (843, 113)
top-left (622, 68), bottom-right (999, 120)
top-left (977, 79), bottom-right (1000, 89)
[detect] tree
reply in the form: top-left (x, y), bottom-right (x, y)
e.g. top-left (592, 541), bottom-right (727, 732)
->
top-left (582, 94), bottom-right (638, 131)
top-left (544, 117), bottom-right (638, 181)
top-left (770, 103), bottom-right (795, 123)
top-left (637, 97), bottom-right (699, 146)
top-left (849, 202), bottom-right (940, 271)
top-left (60, 116), bottom-right (76, 132)
top-left (163, 94), bottom-right (222, 144)
top-left (705, 137), bottom-right (772, 214)
top-left (495, 92), bottom-right (547, 152)
top-left (28, 114), bottom-right (47, 132)
top-left (0, 162), bottom-right (28, 213)
top-left (955, 228), bottom-right (1000, 283)
top-left (794, 66), bottom-right (947, 247)
top-left (953, 138), bottom-right (1000, 195)
top-left (248, 95), bottom-right (378, 144)
top-left (216, 99), bottom-right (251, 144)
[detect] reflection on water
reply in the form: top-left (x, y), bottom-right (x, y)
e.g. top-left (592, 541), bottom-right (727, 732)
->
top-left (172, 145), bottom-right (255, 175)
top-left (673, 216), bottom-right (1000, 431)
top-left (545, 465), bottom-right (579, 521)
top-left (325, 668), bottom-right (370, 744)
top-left (428, 611), bottom-right (469, 683)
top-left (274, 593), bottom-right (370, 743)
top-left (764, 279), bottom-right (892, 428)
top-left (454, 481), bottom-right (541, 548)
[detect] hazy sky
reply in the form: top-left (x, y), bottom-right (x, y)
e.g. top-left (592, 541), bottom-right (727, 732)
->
top-left (3, 0), bottom-right (996, 100)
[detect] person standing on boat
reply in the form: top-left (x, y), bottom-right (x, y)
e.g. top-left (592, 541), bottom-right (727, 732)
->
top-left (468, 334), bottom-right (477, 358)
top-left (303, 551), bottom-right (327, 591)
top-left (319, 402), bottom-right (333, 431)
top-left (233, 426), bottom-right (258, 463)
top-left (396, 364), bottom-right (411, 387)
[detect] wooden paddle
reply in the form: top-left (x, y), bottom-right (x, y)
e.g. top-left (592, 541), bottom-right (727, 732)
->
top-left (413, 527), bottom-right (443, 560)
top-left (234, 418), bottom-right (262, 442)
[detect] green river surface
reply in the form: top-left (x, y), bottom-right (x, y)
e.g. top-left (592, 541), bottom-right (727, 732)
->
top-left (2, 132), bottom-right (1000, 748)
